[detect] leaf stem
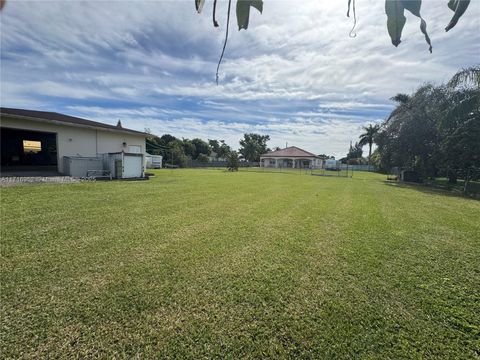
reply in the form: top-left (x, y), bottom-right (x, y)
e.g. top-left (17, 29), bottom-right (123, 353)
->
top-left (216, 0), bottom-right (232, 85)
top-left (213, 0), bottom-right (219, 27)
top-left (348, 0), bottom-right (357, 38)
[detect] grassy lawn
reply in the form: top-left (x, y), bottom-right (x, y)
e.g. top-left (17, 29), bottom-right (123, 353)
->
top-left (1, 169), bottom-right (479, 358)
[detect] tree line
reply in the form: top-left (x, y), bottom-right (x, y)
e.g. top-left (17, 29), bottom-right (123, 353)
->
top-left (145, 132), bottom-right (271, 167)
top-left (357, 66), bottom-right (479, 185)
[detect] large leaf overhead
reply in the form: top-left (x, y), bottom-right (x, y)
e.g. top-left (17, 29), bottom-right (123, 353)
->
top-left (195, 0), bottom-right (205, 13)
top-left (236, 0), bottom-right (263, 30)
top-left (385, 0), bottom-right (406, 47)
top-left (385, 0), bottom-right (432, 52)
top-left (402, 0), bottom-right (432, 53)
top-left (192, 0), bottom-right (473, 82)
top-left (445, 0), bottom-right (471, 31)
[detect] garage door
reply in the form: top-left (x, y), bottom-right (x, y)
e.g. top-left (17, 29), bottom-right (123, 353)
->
top-left (1, 127), bottom-right (58, 171)
top-left (123, 155), bottom-right (143, 178)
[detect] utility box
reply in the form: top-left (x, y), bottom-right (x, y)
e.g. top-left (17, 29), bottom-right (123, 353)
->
top-left (123, 153), bottom-right (143, 178)
top-left (103, 152), bottom-right (144, 179)
top-left (63, 156), bottom-right (103, 178)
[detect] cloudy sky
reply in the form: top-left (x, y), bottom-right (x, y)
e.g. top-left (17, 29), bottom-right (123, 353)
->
top-left (1, 0), bottom-right (479, 157)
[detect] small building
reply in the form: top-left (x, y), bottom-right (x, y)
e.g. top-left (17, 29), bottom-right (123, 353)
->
top-left (145, 153), bottom-right (163, 169)
top-left (1, 107), bottom-right (148, 178)
top-left (260, 146), bottom-right (323, 169)
top-left (324, 159), bottom-right (340, 170)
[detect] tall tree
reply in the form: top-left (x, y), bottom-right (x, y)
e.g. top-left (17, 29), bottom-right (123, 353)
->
top-left (169, 140), bottom-right (189, 167)
top-left (208, 139), bottom-right (220, 154)
top-left (375, 67), bottom-right (479, 185)
top-left (239, 133), bottom-right (270, 162)
top-left (376, 84), bottom-right (444, 178)
top-left (191, 138), bottom-right (212, 159)
top-left (208, 139), bottom-right (232, 160)
top-left (182, 139), bottom-right (196, 159)
top-left (448, 66), bottom-right (480, 89)
top-left (440, 66), bottom-right (480, 184)
top-left (347, 142), bottom-right (363, 160)
top-left (217, 140), bottom-right (232, 159)
top-left (146, 133), bottom-right (163, 155)
top-left (358, 124), bottom-right (380, 166)
top-left (390, 93), bottom-right (410, 104)
top-left (159, 134), bottom-right (178, 147)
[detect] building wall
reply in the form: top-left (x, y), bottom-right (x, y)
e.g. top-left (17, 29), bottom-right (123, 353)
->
top-left (1, 116), bottom-right (146, 173)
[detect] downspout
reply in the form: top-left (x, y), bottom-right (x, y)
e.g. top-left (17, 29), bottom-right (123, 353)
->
top-left (56, 133), bottom-right (60, 174)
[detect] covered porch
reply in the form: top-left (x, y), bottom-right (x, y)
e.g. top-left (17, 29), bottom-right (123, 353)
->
top-left (260, 157), bottom-right (314, 169)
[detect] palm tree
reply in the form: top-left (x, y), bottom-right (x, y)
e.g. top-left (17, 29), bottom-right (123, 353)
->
top-left (358, 124), bottom-right (380, 167)
top-left (443, 66), bottom-right (480, 187)
top-left (447, 66), bottom-right (480, 89)
top-left (390, 93), bottom-right (410, 104)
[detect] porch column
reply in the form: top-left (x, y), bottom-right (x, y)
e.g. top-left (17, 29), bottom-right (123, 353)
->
top-left (292, 158), bottom-right (295, 168)
top-left (275, 158), bottom-right (278, 168)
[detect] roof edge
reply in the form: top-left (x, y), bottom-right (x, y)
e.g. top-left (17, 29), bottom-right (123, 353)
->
top-left (1, 108), bottom-right (149, 137)
top-left (260, 146), bottom-right (319, 158)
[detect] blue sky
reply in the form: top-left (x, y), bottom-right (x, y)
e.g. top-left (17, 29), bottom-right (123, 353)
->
top-left (1, 0), bottom-right (479, 157)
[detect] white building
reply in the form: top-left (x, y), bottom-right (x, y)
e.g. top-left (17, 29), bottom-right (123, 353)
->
top-left (1, 107), bottom-right (148, 178)
top-left (145, 153), bottom-right (163, 169)
top-left (208, 151), bottom-right (226, 162)
top-left (260, 146), bottom-right (323, 169)
top-left (324, 159), bottom-right (340, 170)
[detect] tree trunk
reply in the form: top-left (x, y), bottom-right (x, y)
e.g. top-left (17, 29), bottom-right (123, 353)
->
top-left (368, 142), bottom-right (372, 170)
top-left (447, 169), bottom-right (457, 184)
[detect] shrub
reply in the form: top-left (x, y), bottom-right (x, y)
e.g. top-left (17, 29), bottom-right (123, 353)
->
top-left (226, 151), bottom-right (239, 171)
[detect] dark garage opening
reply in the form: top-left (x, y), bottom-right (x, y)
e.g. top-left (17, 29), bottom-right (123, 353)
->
top-left (1, 127), bottom-right (58, 176)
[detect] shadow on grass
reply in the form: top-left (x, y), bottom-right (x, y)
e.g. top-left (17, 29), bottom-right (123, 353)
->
top-left (383, 180), bottom-right (480, 201)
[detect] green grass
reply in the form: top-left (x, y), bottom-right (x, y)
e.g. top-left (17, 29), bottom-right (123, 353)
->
top-left (1, 170), bottom-right (479, 358)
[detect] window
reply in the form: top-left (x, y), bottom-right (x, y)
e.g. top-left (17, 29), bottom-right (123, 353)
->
top-left (23, 140), bottom-right (42, 153)
top-left (128, 145), bottom-right (141, 153)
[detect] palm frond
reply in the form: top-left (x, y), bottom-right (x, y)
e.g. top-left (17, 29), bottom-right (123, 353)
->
top-left (448, 66), bottom-right (480, 89)
top-left (390, 93), bottom-right (410, 104)
top-left (446, 90), bottom-right (480, 123)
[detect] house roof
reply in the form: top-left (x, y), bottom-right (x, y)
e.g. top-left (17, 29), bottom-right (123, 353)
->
top-left (261, 146), bottom-right (318, 158)
top-left (0, 107), bottom-right (148, 136)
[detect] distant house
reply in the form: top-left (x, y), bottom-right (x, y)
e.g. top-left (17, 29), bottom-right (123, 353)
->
top-left (260, 146), bottom-right (323, 169)
top-left (208, 151), bottom-right (226, 162)
top-left (1, 107), bottom-right (148, 178)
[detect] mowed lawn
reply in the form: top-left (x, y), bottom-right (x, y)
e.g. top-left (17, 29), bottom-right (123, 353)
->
top-left (1, 170), bottom-right (479, 359)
